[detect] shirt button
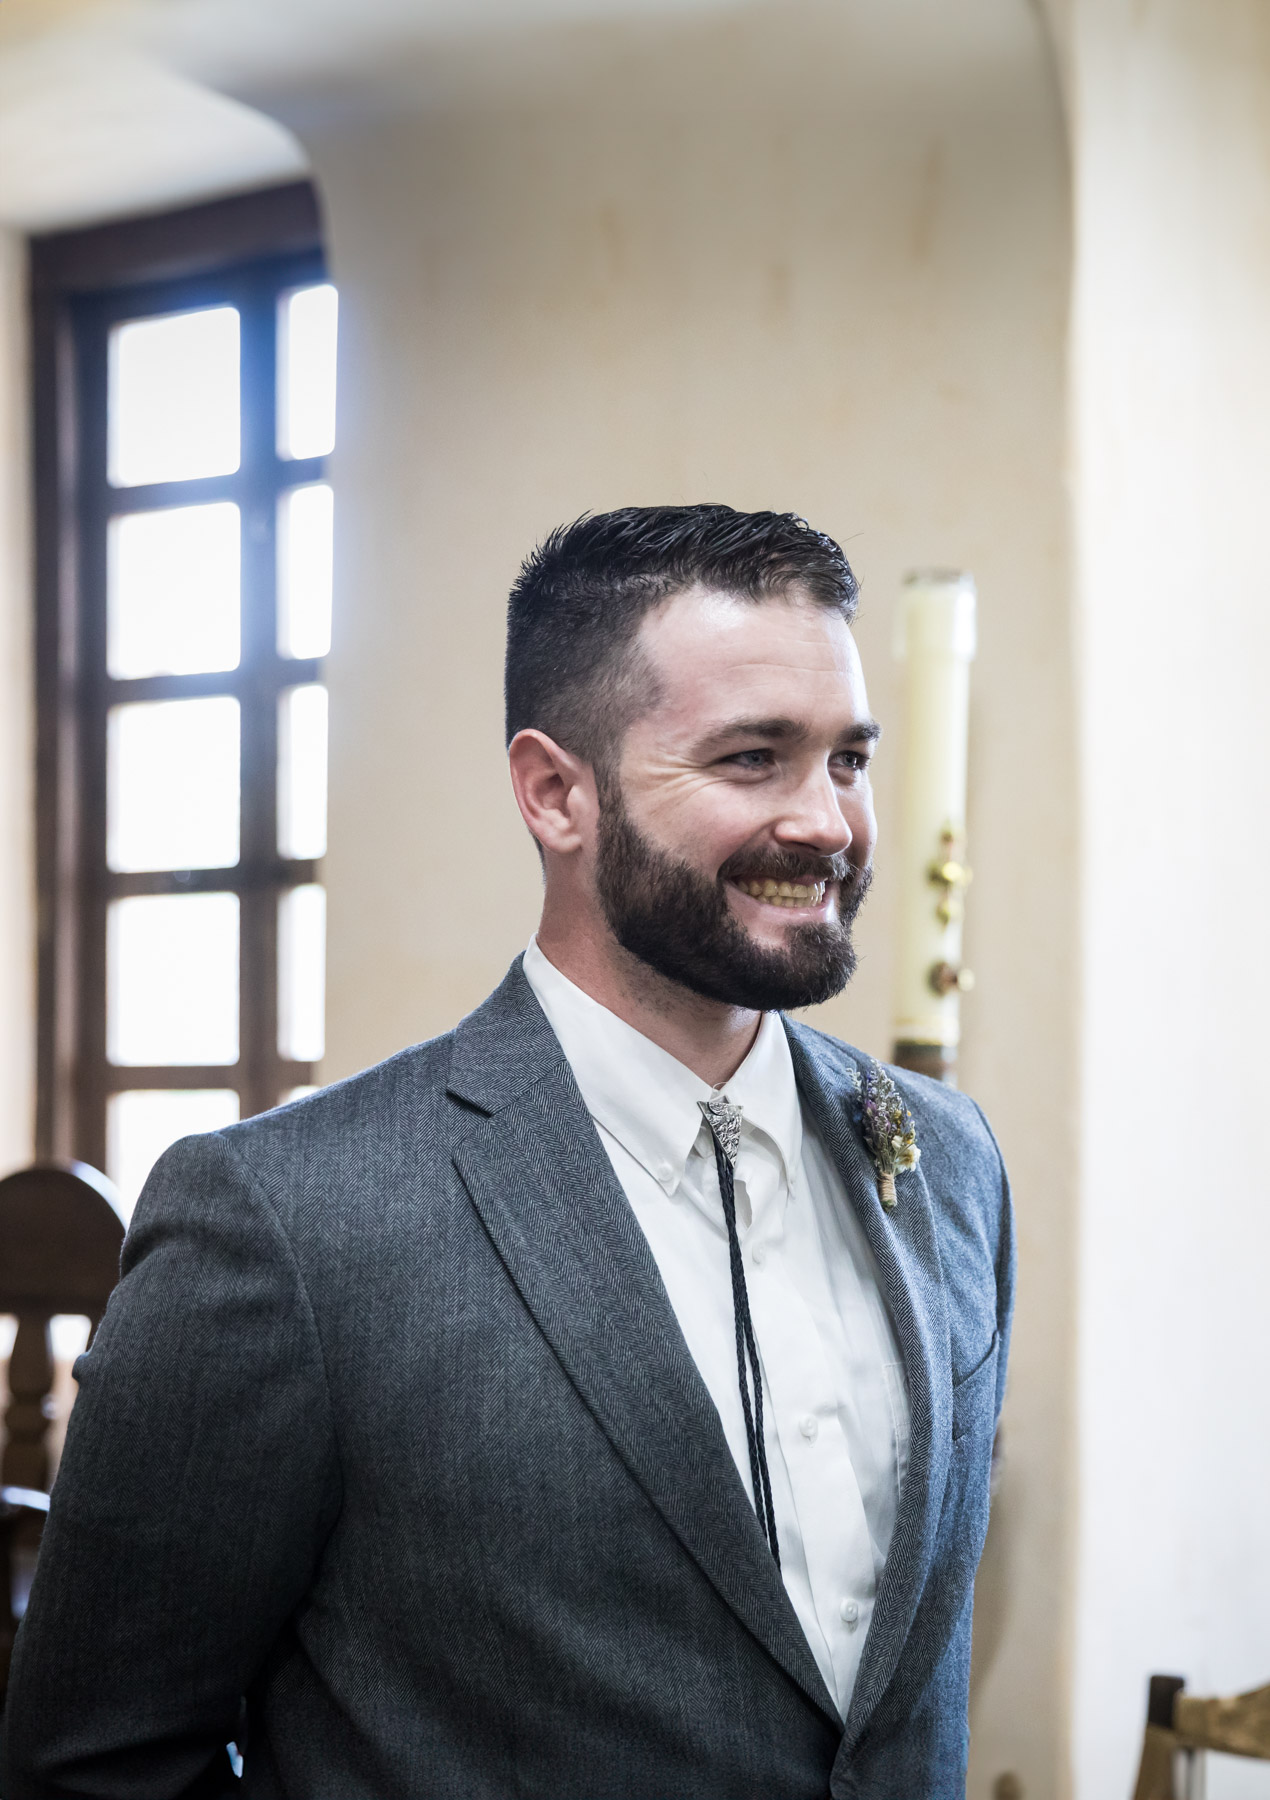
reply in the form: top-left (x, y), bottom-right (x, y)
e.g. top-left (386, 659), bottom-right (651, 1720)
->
top-left (798, 1414), bottom-right (818, 1441)
top-left (840, 1599), bottom-right (860, 1628)
top-left (750, 1243), bottom-right (766, 1267)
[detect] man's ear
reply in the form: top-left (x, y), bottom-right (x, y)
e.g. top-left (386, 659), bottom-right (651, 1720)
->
top-left (507, 729), bottom-right (597, 855)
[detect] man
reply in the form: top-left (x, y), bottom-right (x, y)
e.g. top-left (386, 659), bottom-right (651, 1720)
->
top-left (4, 505), bottom-right (1013, 1799)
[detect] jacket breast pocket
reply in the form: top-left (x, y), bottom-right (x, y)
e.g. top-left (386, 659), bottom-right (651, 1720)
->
top-left (951, 1331), bottom-right (1000, 1442)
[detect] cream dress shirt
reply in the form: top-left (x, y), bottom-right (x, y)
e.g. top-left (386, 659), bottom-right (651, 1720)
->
top-left (522, 938), bottom-right (910, 1718)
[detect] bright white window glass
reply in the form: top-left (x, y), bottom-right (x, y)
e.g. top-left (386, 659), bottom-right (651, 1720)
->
top-left (107, 893), bottom-right (239, 1066)
top-left (278, 884), bottom-right (325, 1063)
top-left (283, 1085), bottom-right (319, 1104)
top-left (107, 696), bottom-right (240, 873)
top-left (108, 306), bottom-right (240, 487)
top-left (278, 284), bottom-right (337, 461)
top-left (107, 1089), bottom-right (239, 1221)
top-left (49, 1316), bottom-right (91, 1362)
top-left (277, 482), bottom-right (334, 659)
top-left (277, 684), bottom-right (328, 860)
top-left (108, 502), bottom-right (240, 678)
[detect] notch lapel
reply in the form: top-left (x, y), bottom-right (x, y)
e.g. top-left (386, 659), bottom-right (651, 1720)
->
top-left (783, 1021), bottom-right (953, 1754)
top-left (446, 963), bottom-right (839, 1726)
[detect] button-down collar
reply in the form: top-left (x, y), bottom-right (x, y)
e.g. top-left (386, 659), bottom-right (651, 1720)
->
top-left (522, 938), bottom-right (803, 1198)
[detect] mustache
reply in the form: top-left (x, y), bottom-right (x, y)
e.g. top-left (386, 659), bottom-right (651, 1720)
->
top-left (717, 848), bottom-right (861, 887)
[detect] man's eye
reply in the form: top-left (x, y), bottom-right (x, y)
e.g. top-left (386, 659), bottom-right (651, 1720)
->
top-left (833, 750), bottom-right (870, 774)
top-left (724, 749), bottom-right (774, 770)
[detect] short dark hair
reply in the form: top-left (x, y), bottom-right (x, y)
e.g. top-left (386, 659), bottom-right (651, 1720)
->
top-left (504, 503), bottom-right (859, 766)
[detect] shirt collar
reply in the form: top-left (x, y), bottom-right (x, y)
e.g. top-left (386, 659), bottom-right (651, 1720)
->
top-left (522, 938), bottom-right (802, 1193)
top-left (720, 1004), bottom-right (803, 1185)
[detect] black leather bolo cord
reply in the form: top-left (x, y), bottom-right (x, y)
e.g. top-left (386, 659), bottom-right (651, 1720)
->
top-left (702, 1117), bottom-right (781, 1569)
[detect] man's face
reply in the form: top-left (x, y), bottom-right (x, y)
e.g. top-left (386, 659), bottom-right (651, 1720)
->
top-left (593, 585), bottom-right (878, 1012)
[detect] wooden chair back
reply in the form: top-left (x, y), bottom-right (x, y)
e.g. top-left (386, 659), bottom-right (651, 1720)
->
top-left (1133, 1672), bottom-right (1270, 1798)
top-left (0, 1161), bottom-right (124, 1693)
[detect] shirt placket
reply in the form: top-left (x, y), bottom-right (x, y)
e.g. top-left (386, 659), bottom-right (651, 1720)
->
top-left (736, 1142), bottom-right (879, 1711)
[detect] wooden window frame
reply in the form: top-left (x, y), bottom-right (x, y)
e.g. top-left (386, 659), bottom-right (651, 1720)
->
top-left (31, 182), bottom-right (328, 1171)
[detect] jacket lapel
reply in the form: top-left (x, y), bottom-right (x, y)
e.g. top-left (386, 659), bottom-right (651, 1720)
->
top-left (783, 1021), bottom-right (953, 1754)
top-left (446, 962), bottom-right (839, 1726)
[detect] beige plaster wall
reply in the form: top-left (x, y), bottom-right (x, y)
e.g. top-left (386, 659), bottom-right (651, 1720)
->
top-left (0, 226), bottom-right (34, 1179)
top-left (1068, 1), bottom-right (1270, 1793)
top-left (5, 2), bottom-right (1267, 1792)
top-left (295, 4), bottom-right (1076, 1794)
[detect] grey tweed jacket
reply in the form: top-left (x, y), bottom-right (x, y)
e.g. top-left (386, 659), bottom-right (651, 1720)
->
top-left (3, 958), bottom-right (1013, 1800)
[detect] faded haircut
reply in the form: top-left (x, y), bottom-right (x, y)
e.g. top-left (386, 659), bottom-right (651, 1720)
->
top-left (504, 503), bottom-right (859, 771)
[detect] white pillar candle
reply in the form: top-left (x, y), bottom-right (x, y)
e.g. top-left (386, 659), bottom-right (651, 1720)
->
top-left (892, 570), bottom-right (977, 1078)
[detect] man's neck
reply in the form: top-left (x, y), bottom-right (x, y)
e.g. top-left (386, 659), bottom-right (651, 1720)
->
top-left (533, 921), bottom-right (762, 1089)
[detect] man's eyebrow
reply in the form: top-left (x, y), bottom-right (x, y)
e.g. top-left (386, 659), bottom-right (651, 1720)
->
top-left (696, 715), bottom-right (883, 753)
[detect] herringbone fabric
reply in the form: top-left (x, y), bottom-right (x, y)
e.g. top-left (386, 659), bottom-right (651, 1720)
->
top-left (2, 959), bottom-right (1013, 1800)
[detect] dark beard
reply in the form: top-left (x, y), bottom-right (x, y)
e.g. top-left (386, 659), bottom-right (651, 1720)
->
top-left (594, 787), bottom-right (872, 1012)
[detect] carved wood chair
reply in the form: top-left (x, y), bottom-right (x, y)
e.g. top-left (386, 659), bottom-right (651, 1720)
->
top-left (1133, 1672), bottom-right (1270, 1799)
top-left (0, 1161), bottom-right (125, 1697)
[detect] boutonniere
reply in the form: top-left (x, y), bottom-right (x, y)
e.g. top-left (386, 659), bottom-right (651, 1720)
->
top-left (851, 1060), bottom-right (920, 1211)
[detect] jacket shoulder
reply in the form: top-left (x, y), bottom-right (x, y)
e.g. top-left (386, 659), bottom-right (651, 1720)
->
top-left (129, 1032), bottom-right (464, 1243)
top-left (788, 1017), bottom-right (998, 1162)
top-left (887, 1058), bottom-right (1002, 1172)
top-left (788, 1019), bottom-right (1013, 1381)
top-left (785, 1017), bottom-right (1010, 1288)
top-left (222, 1030), bottom-right (457, 1154)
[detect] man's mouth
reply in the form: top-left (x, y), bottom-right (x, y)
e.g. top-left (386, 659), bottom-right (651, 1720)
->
top-left (730, 877), bottom-right (829, 910)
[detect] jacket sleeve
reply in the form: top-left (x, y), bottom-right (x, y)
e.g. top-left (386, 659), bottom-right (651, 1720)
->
top-left (1, 1130), bottom-right (342, 1800)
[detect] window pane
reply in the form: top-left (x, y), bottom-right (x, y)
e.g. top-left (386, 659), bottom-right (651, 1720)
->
top-left (108, 502), bottom-right (240, 678)
top-left (278, 284), bottom-right (337, 460)
top-left (108, 306), bottom-right (240, 487)
top-left (107, 893), bottom-right (239, 1066)
top-left (107, 1089), bottom-right (239, 1221)
top-left (278, 884), bottom-right (325, 1062)
top-left (283, 1085), bottom-right (320, 1104)
top-left (108, 696), bottom-right (240, 873)
top-left (277, 483), bottom-right (333, 659)
top-left (49, 1316), bottom-right (91, 1362)
top-left (278, 684), bottom-right (328, 860)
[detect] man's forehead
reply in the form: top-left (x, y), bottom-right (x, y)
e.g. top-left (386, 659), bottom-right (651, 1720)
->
top-left (626, 586), bottom-right (870, 752)
top-left (637, 583), bottom-right (864, 692)
top-left (644, 580), bottom-right (846, 630)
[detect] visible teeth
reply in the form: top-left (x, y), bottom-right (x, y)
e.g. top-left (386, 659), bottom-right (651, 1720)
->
top-left (735, 878), bottom-right (827, 906)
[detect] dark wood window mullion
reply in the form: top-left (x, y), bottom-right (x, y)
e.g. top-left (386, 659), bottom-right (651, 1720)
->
top-left (106, 861), bottom-right (317, 902)
top-left (103, 474), bottom-right (240, 516)
top-left (74, 295), bottom-right (111, 1175)
top-left (103, 1066), bottom-right (247, 1094)
top-left (35, 289), bottom-right (85, 1165)
top-left (237, 277), bottom-right (281, 1120)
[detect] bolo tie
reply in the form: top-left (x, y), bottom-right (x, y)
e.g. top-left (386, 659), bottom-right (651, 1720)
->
top-left (698, 1094), bottom-right (781, 1569)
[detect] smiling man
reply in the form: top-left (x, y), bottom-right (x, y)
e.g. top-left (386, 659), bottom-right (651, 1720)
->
top-left (5, 505), bottom-right (1013, 1800)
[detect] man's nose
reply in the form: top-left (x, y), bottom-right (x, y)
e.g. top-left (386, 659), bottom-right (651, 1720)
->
top-left (774, 766), bottom-right (853, 855)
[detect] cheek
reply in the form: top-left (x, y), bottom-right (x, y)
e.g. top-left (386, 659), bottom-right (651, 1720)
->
top-left (636, 780), bottom-right (765, 855)
top-left (845, 784), bottom-right (877, 850)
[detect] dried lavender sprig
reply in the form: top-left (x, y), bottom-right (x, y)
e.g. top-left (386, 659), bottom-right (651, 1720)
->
top-left (855, 1061), bottom-right (920, 1210)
